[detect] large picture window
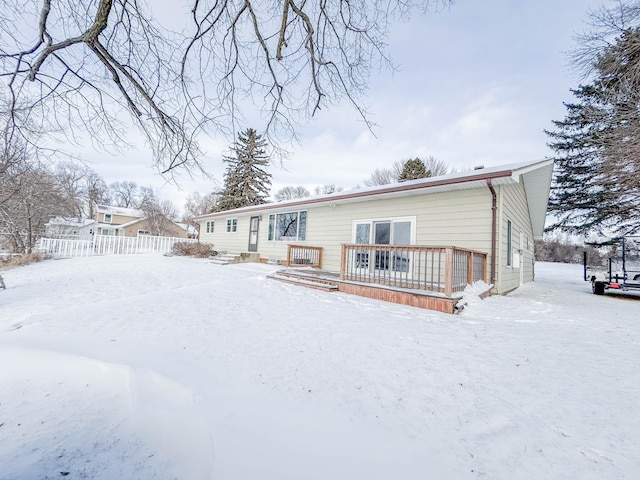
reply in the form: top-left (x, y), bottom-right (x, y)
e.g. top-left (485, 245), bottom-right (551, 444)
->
top-left (268, 211), bottom-right (307, 241)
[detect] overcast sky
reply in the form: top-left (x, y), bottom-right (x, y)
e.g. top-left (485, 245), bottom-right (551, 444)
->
top-left (79, 0), bottom-right (606, 212)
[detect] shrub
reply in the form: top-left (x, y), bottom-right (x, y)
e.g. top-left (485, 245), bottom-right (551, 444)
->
top-left (171, 242), bottom-right (217, 258)
top-left (0, 252), bottom-right (52, 270)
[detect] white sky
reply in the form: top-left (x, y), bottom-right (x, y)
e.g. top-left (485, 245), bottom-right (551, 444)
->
top-left (76, 0), bottom-right (605, 212)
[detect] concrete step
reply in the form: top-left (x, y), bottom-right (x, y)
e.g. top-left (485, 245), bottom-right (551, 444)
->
top-left (210, 253), bottom-right (241, 265)
top-left (267, 272), bottom-right (339, 292)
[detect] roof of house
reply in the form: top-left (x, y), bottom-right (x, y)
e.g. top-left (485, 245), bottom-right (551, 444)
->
top-left (45, 217), bottom-right (96, 228)
top-left (96, 205), bottom-right (145, 218)
top-left (194, 159), bottom-right (554, 238)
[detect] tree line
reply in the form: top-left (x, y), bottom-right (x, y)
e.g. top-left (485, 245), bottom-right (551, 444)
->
top-left (0, 127), bottom-right (181, 253)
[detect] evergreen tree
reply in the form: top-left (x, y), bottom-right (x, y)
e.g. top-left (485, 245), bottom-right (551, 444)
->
top-left (217, 128), bottom-right (272, 211)
top-left (398, 158), bottom-right (429, 181)
top-left (546, 28), bottom-right (640, 238)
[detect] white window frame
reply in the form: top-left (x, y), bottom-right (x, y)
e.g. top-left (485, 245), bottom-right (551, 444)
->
top-left (101, 228), bottom-right (115, 236)
top-left (268, 211), bottom-right (307, 242)
top-left (104, 213), bottom-right (112, 223)
top-left (351, 216), bottom-right (416, 245)
top-left (226, 218), bottom-right (237, 233)
top-left (205, 220), bottom-right (215, 234)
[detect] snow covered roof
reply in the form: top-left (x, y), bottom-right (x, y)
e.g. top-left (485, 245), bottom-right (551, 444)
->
top-left (96, 205), bottom-right (145, 218)
top-left (45, 217), bottom-right (96, 228)
top-left (195, 158), bottom-right (554, 238)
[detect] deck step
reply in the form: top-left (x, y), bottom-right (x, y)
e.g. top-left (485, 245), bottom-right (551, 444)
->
top-left (267, 272), bottom-right (339, 292)
top-left (275, 270), bottom-right (339, 286)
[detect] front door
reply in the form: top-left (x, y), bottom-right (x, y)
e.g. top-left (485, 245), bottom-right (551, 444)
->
top-left (248, 216), bottom-right (260, 252)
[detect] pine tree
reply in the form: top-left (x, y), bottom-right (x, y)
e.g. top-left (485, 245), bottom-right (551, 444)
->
top-left (546, 29), bottom-right (640, 238)
top-left (398, 158), bottom-right (429, 181)
top-left (217, 128), bottom-right (272, 211)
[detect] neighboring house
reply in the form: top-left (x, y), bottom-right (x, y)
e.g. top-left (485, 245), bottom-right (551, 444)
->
top-left (177, 222), bottom-right (199, 239)
top-left (45, 217), bottom-right (96, 239)
top-left (195, 159), bottom-right (554, 311)
top-left (95, 205), bottom-right (187, 238)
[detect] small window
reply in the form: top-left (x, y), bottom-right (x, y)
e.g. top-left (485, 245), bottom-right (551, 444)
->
top-left (226, 218), bottom-right (237, 233)
top-left (104, 213), bottom-right (112, 223)
top-left (507, 220), bottom-right (513, 267)
top-left (102, 228), bottom-right (115, 236)
top-left (205, 220), bottom-right (215, 234)
top-left (137, 230), bottom-right (151, 236)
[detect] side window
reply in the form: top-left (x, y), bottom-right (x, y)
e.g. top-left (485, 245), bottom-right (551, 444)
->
top-left (507, 219), bottom-right (512, 267)
top-left (206, 220), bottom-right (215, 234)
top-left (226, 218), bottom-right (237, 233)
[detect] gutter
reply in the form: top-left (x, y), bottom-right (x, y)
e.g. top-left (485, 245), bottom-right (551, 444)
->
top-left (487, 179), bottom-right (497, 285)
top-left (195, 169), bottom-right (514, 221)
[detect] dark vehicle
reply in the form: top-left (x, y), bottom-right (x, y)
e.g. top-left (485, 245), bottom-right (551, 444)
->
top-left (586, 236), bottom-right (640, 295)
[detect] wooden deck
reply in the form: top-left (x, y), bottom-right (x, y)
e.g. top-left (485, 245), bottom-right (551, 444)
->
top-left (268, 268), bottom-right (461, 314)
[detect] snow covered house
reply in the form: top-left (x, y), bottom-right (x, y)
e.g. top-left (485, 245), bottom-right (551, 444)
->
top-left (95, 205), bottom-right (188, 238)
top-left (195, 159), bottom-right (554, 313)
top-left (44, 217), bottom-right (96, 239)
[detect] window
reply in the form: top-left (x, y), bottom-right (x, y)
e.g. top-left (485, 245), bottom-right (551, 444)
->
top-left (268, 211), bottom-right (307, 241)
top-left (104, 213), bottom-right (112, 223)
top-left (101, 228), bottom-right (115, 236)
top-left (353, 218), bottom-right (415, 245)
top-left (137, 230), bottom-right (151, 236)
top-left (226, 218), bottom-right (237, 233)
top-left (507, 219), bottom-right (513, 267)
top-left (352, 217), bottom-right (415, 272)
top-left (205, 220), bottom-right (215, 234)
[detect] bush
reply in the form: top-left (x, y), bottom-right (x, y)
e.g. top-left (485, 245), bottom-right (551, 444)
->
top-left (0, 252), bottom-right (52, 270)
top-left (171, 242), bottom-right (217, 258)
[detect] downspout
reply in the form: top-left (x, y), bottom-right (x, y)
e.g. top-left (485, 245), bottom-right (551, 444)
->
top-left (487, 179), bottom-right (497, 286)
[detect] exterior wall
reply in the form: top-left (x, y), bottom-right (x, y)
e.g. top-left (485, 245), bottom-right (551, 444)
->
top-left (199, 187), bottom-right (495, 275)
top-left (121, 219), bottom-right (187, 238)
top-left (496, 180), bottom-right (535, 293)
top-left (99, 212), bottom-right (139, 225)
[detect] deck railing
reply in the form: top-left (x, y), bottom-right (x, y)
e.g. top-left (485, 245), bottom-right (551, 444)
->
top-left (286, 244), bottom-right (323, 268)
top-left (340, 244), bottom-right (487, 297)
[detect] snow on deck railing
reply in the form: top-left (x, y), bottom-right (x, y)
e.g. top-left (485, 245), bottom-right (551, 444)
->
top-left (35, 235), bottom-right (197, 257)
top-left (340, 244), bottom-right (487, 297)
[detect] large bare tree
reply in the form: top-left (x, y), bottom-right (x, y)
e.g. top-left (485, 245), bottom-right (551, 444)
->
top-left (0, 1), bottom-right (451, 174)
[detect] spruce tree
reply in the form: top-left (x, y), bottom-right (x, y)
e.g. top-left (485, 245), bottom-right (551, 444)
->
top-left (398, 158), bottom-right (429, 181)
top-left (217, 128), bottom-right (272, 211)
top-left (546, 29), bottom-right (640, 238)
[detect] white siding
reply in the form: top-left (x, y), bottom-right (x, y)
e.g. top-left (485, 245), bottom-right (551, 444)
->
top-left (199, 187), bottom-right (494, 274)
top-left (497, 180), bottom-right (535, 293)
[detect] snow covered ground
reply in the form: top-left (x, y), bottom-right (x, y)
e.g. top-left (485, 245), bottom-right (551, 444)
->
top-left (1, 255), bottom-right (639, 479)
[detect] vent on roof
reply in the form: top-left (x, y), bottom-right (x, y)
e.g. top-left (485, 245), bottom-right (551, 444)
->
top-left (474, 165), bottom-right (485, 170)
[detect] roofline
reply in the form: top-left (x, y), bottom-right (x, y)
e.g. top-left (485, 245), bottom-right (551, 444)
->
top-left (194, 167), bottom-right (526, 220)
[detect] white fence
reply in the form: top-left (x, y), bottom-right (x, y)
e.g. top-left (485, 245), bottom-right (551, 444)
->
top-left (36, 235), bottom-right (198, 257)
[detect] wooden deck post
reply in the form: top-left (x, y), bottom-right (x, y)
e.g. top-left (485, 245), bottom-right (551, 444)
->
top-left (468, 251), bottom-right (474, 286)
top-left (340, 244), bottom-right (346, 280)
top-left (444, 247), bottom-right (454, 297)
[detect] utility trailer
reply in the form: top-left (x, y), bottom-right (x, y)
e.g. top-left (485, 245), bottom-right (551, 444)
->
top-left (585, 236), bottom-right (640, 295)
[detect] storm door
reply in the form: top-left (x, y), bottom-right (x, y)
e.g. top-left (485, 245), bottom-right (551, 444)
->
top-left (248, 216), bottom-right (260, 252)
